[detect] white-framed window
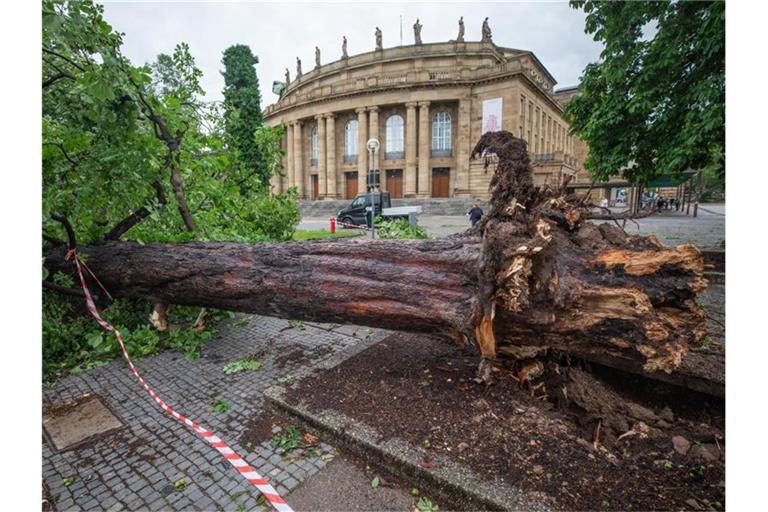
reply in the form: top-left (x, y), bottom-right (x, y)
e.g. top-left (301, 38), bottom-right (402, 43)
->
top-left (310, 125), bottom-right (318, 161)
top-left (385, 115), bottom-right (404, 153)
top-left (431, 112), bottom-right (452, 152)
top-left (344, 120), bottom-right (358, 156)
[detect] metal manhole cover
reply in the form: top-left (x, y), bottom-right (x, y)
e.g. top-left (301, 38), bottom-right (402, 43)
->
top-left (43, 395), bottom-right (124, 451)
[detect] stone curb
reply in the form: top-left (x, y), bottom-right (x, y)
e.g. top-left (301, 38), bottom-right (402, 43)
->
top-left (265, 339), bottom-right (549, 512)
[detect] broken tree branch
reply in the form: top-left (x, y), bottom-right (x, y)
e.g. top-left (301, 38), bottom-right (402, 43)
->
top-left (51, 213), bottom-right (76, 250)
top-left (105, 180), bottom-right (167, 241)
top-left (43, 280), bottom-right (84, 297)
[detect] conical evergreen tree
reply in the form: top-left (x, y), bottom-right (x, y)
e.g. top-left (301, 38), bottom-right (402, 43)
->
top-left (221, 44), bottom-right (268, 187)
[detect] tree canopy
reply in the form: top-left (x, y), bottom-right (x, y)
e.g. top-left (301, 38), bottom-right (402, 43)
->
top-left (43, 0), bottom-right (297, 245)
top-left (565, 0), bottom-right (725, 185)
top-left (42, 0), bottom-right (298, 379)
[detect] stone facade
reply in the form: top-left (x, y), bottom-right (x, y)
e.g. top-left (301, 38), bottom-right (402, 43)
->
top-left (264, 40), bottom-right (588, 200)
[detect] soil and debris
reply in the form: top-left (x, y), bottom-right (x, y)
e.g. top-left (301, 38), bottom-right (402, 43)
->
top-left (239, 411), bottom-right (284, 448)
top-left (286, 332), bottom-right (724, 511)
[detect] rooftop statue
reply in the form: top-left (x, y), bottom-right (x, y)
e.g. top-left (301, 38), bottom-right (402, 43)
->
top-left (375, 27), bottom-right (382, 51)
top-left (315, 46), bottom-right (321, 69)
top-left (342, 36), bottom-right (348, 59)
top-left (413, 18), bottom-right (422, 45)
top-left (296, 56), bottom-right (302, 77)
top-left (457, 16), bottom-right (465, 42)
top-left (481, 17), bottom-right (492, 43)
top-left (284, 68), bottom-right (290, 85)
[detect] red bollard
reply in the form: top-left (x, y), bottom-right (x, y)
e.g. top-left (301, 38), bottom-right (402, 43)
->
top-left (329, 217), bottom-right (336, 233)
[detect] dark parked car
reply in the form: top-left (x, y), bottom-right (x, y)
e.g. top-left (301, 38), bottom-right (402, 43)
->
top-left (336, 192), bottom-right (391, 227)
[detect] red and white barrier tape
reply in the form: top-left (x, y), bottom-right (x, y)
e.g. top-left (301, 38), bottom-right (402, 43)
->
top-left (64, 249), bottom-right (293, 512)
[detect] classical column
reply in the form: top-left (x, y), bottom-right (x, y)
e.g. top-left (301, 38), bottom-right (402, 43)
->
top-left (325, 114), bottom-right (337, 198)
top-left (417, 101), bottom-right (431, 197)
top-left (404, 102), bottom-right (418, 197)
top-left (293, 120), bottom-right (304, 198)
top-left (368, 106), bottom-right (380, 190)
top-left (356, 107), bottom-right (368, 194)
top-left (316, 114), bottom-right (327, 199)
top-left (286, 123), bottom-right (295, 190)
top-left (455, 97), bottom-right (471, 196)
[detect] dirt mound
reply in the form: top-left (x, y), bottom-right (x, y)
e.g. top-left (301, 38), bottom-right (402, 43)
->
top-left (287, 332), bottom-right (724, 511)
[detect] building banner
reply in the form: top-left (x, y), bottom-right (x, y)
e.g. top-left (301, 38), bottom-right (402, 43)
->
top-left (482, 98), bottom-right (503, 133)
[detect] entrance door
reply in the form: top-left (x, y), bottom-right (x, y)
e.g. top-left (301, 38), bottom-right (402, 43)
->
top-left (431, 168), bottom-right (450, 197)
top-left (345, 172), bottom-right (358, 199)
top-left (311, 175), bottom-right (319, 200)
top-left (386, 170), bottom-right (403, 198)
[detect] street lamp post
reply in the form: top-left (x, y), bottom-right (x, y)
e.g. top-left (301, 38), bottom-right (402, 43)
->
top-left (366, 138), bottom-right (380, 239)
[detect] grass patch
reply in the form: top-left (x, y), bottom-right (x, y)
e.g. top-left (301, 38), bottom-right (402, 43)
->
top-left (292, 229), bottom-right (363, 241)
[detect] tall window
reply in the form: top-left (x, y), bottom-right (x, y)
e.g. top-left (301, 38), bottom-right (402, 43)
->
top-left (344, 120), bottom-right (358, 157)
top-left (310, 126), bottom-right (318, 163)
top-left (385, 115), bottom-right (404, 158)
top-left (431, 112), bottom-right (452, 156)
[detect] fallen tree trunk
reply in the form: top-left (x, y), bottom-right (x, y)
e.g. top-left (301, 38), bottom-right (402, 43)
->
top-left (46, 132), bottom-right (717, 395)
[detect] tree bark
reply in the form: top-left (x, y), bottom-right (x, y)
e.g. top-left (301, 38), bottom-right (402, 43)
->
top-left (46, 132), bottom-right (717, 395)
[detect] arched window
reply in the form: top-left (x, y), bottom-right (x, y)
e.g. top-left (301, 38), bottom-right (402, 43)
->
top-left (385, 115), bottom-right (404, 159)
top-left (344, 120), bottom-right (358, 161)
top-left (310, 125), bottom-right (318, 165)
top-left (432, 112), bottom-right (452, 156)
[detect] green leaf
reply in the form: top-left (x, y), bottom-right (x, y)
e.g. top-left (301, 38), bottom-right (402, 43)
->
top-left (86, 332), bottom-right (103, 349)
top-left (212, 399), bottom-right (230, 415)
top-left (371, 476), bottom-right (380, 489)
top-left (416, 497), bottom-right (438, 512)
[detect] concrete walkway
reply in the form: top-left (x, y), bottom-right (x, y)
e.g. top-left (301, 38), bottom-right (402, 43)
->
top-left (300, 203), bottom-right (725, 249)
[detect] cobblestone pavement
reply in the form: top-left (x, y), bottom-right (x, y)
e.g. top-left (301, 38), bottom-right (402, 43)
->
top-left (300, 203), bottom-right (726, 248)
top-left (42, 316), bottom-right (389, 511)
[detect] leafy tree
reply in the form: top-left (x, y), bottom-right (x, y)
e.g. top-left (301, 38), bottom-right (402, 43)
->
top-left (221, 44), bottom-right (268, 187)
top-left (42, 0), bottom-right (299, 380)
top-left (565, 1), bottom-right (725, 186)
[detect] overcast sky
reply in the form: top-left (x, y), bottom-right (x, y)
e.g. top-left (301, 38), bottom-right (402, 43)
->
top-left (101, 1), bottom-right (604, 106)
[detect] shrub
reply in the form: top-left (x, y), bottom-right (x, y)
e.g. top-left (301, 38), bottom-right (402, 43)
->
top-left (376, 218), bottom-right (429, 240)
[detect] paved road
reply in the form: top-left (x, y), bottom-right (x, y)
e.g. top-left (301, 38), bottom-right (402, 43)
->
top-left (301, 203), bottom-right (725, 249)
